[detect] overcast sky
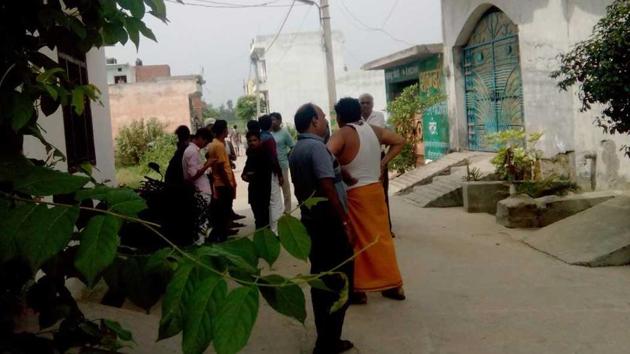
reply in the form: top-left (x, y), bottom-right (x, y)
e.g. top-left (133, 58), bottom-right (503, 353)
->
top-left (105, 0), bottom-right (442, 106)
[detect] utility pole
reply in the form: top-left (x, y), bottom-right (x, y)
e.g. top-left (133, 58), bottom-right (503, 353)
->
top-left (298, 0), bottom-right (337, 119)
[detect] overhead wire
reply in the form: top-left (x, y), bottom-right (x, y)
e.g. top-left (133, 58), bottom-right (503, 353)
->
top-left (166, 0), bottom-right (302, 8)
top-left (381, 0), bottom-right (400, 28)
top-left (336, 0), bottom-right (413, 46)
top-left (264, 0), bottom-right (297, 52)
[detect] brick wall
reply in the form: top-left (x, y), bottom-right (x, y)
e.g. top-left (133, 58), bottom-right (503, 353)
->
top-left (135, 65), bottom-right (171, 82)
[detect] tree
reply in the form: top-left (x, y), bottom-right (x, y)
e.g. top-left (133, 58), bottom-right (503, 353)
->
top-left (202, 100), bottom-right (220, 119)
top-left (236, 95), bottom-right (267, 121)
top-left (0, 2), bottom-right (344, 354)
top-left (236, 95), bottom-right (257, 121)
top-left (551, 0), bottom-right (630, 155)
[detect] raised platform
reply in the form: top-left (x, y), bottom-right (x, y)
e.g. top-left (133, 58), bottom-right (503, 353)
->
top-left (524, 195), bottom-right (630, 267)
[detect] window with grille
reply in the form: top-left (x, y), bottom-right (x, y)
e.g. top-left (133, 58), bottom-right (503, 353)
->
top-left (57, 48), bottom-right (96, 172)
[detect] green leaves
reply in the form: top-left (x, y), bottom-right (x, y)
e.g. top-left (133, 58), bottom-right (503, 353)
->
top-left (118, 0), bottom-right (146, 18)
top-left (253, 228), bottom-right (280, 267)
top-left (182, 276), bottom-right (227, 354)
top-left (0, 203), bottom-right (37, 263)
top-left (145, 0), bottom-right (168, 22)
top-left (8, 165), bottom-right (90, 196)
top-left (75, 215), bottom-right (122, 286)
top-left (76, 186), bottom-right (147, 216)
top-left (159, 261), bottom-right (197, 340)
top-left (103, 319), bottom-right (134, 342)
top-left (10, 93), bottom-right (35, 131)
top-left (278, 215), bottom-right (311, 260)
top-left (329, 273), bottom-right (349, 314)
top-left (303, 197), bottom-right (327, 210)
top-left (259, 275), bottom-right (306, 323)
top-left (213, 286), bottom-right (259, 354)
top-left (15, 205), bottom-right (79, 270)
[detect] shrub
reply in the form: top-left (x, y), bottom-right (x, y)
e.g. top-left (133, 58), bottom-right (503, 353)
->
top-left (516, 175), bottom-right (578, 198)
top-left (487, 129), bottom-right (543, 181)
top-left (115, 118), bottom-right (166, 167)
top-left (387, 84), bottom-right (445, 174)
top-left (140, 134), bottom-right (177, 175)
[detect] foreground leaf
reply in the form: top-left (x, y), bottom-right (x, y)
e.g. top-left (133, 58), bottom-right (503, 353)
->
top-left (213, 286), bottom-right (259, 354)
top-left (17, 205), bottom-right (79, 270)
top-left (278, 215), bottom-right (311, 260)
top-left (259, 275), bottom-right (306, 323)
top-left (159, 261), bottom-right (203, 339)
top-left (253, 228), bottom-right (280, 267)
top-left (103, 319), bottom-right (134, 342)
top-left (303, 197), bottom-right (327, 210)
top-left (75, 215), bottom-right (121, 286)
top-left (182, 276), bottom-right (227, 354)
top-left (196, 244), bottom-right (258, 274)
top-left (13, 166), bottom-right (90, 196)
top-left (0, 203), bottom-right (37, 263)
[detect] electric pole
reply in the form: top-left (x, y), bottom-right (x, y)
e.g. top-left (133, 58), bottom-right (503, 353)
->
top-left (298, 0), bottom-right (337, 119)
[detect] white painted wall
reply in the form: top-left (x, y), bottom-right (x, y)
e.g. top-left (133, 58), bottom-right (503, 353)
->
top-left (252, 31), bottom-right (384, 122)
top-left (441, 0), bottom-right (628, 189)
top-left (23, 47), bottom-right (117, 185)
top-left (337, 70), bottom-right (387, 117)
top-left (106, 63), bottom-right (135, 85)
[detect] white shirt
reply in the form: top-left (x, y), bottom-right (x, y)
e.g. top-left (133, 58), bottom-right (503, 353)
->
top-left (363, 111), bottom-right (386, 128)
top-left (182, 142), bottom-right (211, 194)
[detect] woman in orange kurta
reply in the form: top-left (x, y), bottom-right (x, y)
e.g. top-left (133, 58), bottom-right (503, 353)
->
top-left (328, 97), bottom-right (406, 304)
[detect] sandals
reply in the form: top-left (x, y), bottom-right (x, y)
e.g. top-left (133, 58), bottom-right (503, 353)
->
top-left (381, 287), bottom-right (406, 301)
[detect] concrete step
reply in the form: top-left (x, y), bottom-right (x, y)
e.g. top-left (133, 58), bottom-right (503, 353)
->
top-left (389, 151), bottom-right (495, 195)
top-left (524, 195), bottom-right (630, 267)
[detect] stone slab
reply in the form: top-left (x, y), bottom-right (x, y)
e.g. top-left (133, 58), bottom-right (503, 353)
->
top-left (525, 196), bottom-right (630, 266)
top-left (463, 181), bottom-right (510, 214)
top-left (496, 191), bottom-right (619, 228)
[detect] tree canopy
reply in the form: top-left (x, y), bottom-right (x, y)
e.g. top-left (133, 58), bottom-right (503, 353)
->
top-left (551, 0), bottom-right (630, 154)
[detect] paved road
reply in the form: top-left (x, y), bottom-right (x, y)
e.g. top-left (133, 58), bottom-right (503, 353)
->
top-left (82, 174), bottom-right (630, 353)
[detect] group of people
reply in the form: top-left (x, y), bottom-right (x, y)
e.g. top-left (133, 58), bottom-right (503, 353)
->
top-left (289, 94), bottom-right (405, 354)
top-left (241, 113), bottom-right (294, 233)
top-left (165, 120), bottom-right (246, 243)
top-left (165, 93), bottom-right (404, 354)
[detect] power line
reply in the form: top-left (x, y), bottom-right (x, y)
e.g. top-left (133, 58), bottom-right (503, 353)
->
top-left (381, 0), bottom-right (400, 28)
top-left (264, 0), bottom-right (297, 52)
top-left (274, 5), bottom-right (314, 64)
top-left (336, 0), bottom-right (413, 46)
top-left (166, 0), bottom-right (302, 8)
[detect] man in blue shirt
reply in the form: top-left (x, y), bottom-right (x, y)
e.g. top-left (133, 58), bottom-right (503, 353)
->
top-left (270, 112), bottom-right (295, 212)
top-left (290, 103), bottom-right (355, 354)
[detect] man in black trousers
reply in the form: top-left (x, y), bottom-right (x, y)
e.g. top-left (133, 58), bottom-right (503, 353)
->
top-left (289, 103), bottom-right (355, 354)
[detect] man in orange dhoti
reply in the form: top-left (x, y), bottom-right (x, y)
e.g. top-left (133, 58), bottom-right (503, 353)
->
top-left (328, 97), bottom-right (406, 304)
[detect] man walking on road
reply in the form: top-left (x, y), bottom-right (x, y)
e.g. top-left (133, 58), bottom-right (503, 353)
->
top-left (270, 112), bottom-right (295, 212)
top-left (290, 103), bottom-right (355, 354)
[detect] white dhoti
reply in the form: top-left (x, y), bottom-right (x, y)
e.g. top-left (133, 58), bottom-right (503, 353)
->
top-left (269, 173), bottom-right (284, 234)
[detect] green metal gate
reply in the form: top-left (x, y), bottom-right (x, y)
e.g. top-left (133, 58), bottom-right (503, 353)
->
top-left (464, 8), bottom-right (524, 151)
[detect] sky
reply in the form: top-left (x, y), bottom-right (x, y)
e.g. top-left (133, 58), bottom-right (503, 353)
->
top-left (105, 0), bottom-right (443, 106)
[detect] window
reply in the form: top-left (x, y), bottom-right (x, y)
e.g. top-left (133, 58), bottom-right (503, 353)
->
top-left (114, 75), bottom-right (127, 84)
top-left (58, 47), bottom-right (96, 172)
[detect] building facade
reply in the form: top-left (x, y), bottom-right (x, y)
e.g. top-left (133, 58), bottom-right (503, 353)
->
top-left (249, 31), bottom-right (386, 121)
top-left (107, 61), bottom-right (204, 139)
top-left (363, 44), bottom-right (450, 161)
top-left (441, 0), bottom-right (627, 190)
top-left (23, 47), bottom-right (116, 184)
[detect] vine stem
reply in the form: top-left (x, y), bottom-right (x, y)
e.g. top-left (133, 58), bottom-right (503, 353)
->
top-left (0, 192), bottom-right (376, 289)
